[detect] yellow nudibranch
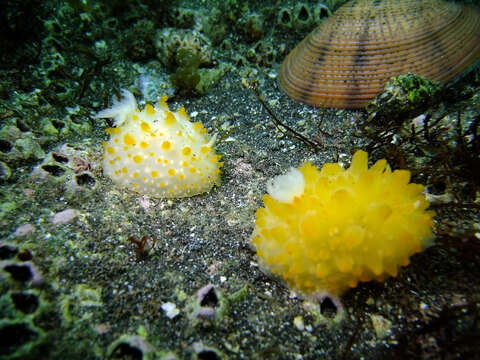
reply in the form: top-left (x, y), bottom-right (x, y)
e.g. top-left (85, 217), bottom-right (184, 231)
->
top-left (96, 89), bottom-right (222, 198)
top-left (251, 150), bottom-right (435, 295)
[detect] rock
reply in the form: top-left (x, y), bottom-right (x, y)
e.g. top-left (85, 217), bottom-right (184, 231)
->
top-left (13, 223), bottom-right (35, 237)
top-left (370, 314), bottom-right (392, 339)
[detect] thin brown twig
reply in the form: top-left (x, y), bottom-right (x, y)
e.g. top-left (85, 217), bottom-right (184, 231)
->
top-left (243, 78), bottom-right (322, 150)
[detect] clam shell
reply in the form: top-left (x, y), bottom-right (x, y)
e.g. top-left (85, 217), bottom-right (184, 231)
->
top-left (279, 0), bottom-right (480, 109)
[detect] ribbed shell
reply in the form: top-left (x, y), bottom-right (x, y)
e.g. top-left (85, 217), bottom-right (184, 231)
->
top-left (279, 0), bottom-right (480, 109)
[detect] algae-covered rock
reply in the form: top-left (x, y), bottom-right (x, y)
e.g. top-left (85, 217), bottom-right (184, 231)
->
top-left (191, 342), bottom-right (224, 360)
top-left (187, 284), bottom-right (228, 327)
top-left (0, 240), bottom-right (51, 360)
top-left (365, 73), bottom-right (443, 126)
top-left (293, 3), bottom-right (315, 31)
top-left (0, 129), bottom-right (45, 165)
top-left (40, 118), bottom-right (59, 136)
top-left (170, 46), bottom-right (227, 96)
top-left (107, 334), bottom-right (157, 360)
top-left (202, 8), bottom-right (229, 45)
top-left (169, 7), bottom-right (196, 29)
top-left (171, 48), bottom-right (201, 95)
top-left (196, 64), bottom-right (230, 95)
top-left (12, 135), bottom-right (46, 162)
top-left (277, 3), bottom-right (330, 33)
top-left (0, 161), bottom-right (11, 181)
top-left (0, 201), bottom-right (16, 221)
top-left (154, 28), bottom-right (213, 71)
top-left (30, 143), bottom-right (98, 202)
top-left (245, 40), bottom-right (277, 67)
top-left (314, 3), bottom-right (332, 23)
top-left (240, 13), bottom-right (263, 43)
top-left (0, 319), bottom-right (46, 359)
top-left (124, 19), bottom-right (156, 62)
top-left (277, 7), bottom-right (293, 29)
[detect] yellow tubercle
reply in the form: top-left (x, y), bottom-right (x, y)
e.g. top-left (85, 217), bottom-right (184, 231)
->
top-left (164, 110), bottom-right (176, 125)
top-left (133, 155), bottom-right (142, 164)
top-left (161, 141), bottom-right (171, 151)
top-left (178, 107), bottom-right (186, 116)
top-left (160, 95), bottom-right (168, 108)
top-left (146, 104), bottom-right (155, 115)
top-left (193, 122), bottom-right (204, 131)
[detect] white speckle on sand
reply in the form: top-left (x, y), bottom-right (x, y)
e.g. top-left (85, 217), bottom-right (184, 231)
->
top-left (161, 302), bottom-right (180, 319)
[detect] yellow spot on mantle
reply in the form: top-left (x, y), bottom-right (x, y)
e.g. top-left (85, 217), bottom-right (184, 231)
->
top-left (141, 122), bottom-right (151, 132)
top-left (124, 133), bottom-right (135, 146)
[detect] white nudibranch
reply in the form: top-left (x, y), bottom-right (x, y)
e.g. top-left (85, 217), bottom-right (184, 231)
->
top-left (96, 90), bottom-right (222, 198)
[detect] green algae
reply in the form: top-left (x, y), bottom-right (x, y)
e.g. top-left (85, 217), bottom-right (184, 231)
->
top-left (196, 65), bottom-right (231, 95)
top-left (365, 73), bottom-right (443, 124)
top-left (171, 48), bottom-right (201, 95)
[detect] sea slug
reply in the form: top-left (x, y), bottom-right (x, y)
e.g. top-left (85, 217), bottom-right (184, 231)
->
top-left (96, 89), bottom-right (222, 198)
top-left (251, 150), bottom-right (435, 295)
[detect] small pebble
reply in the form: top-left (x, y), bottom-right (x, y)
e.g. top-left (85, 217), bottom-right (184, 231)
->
top-left (14, 223), bottom-right (35, 237)
top-left (161, 302), bottom-right (180, 319)
top-left (370, 314), bottom-right (392, 339)
top-left (52, 209), bottom-right (78, 225)
top-left (293, 316), bottom-right (305, 331)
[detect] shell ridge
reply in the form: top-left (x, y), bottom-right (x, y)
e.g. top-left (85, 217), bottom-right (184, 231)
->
top-left (279, 0), bottom-right (480, 108)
